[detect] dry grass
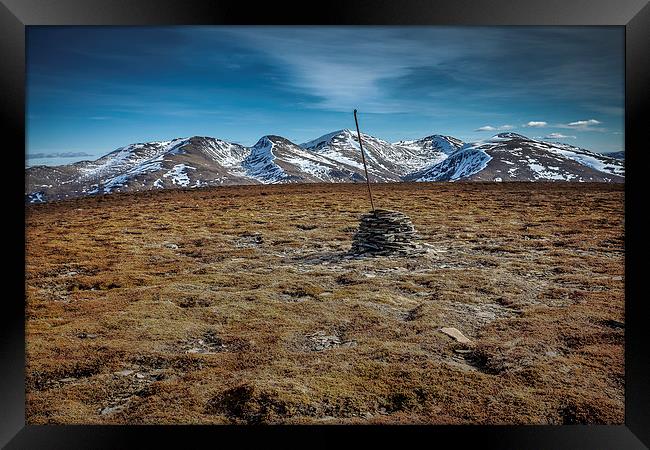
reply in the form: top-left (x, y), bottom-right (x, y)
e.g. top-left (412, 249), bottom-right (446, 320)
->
top-left (25, 182), bottom-right (624, 424)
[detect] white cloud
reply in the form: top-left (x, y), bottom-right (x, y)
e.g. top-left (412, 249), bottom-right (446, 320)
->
top-left (558, 119), bottom-right (605, 131)
top-left (525, 121), bottom-right (548, 127)
top-left (567, 119), bottom-right (601, 127)
top-left (475, 124), bottom-right (513, 132)
top-left (543, 133), bottom-right (576, 139)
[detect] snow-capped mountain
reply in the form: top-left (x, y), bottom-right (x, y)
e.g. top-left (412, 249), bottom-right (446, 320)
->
top-left (406, 133), bottom-right (624, 182)
top-left (26, 131), bottom-right (624, 203)
top-left (242, 135), bottom-right (366, 184)
top-left (301, 129), bottom-right (401, 181)
top-left (393, 134), bottom-right (465, 171)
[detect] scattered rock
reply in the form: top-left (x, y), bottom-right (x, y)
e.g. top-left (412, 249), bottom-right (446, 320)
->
top-left (350, 209), bottom-right (426, 256)
top-left (115, 369), bottom-right (135, 377)
top-left (454, 348), bottom-right (473, 354)
top-left (100, 405), bottom-right (123, 415)
top-left (182, 332), bottom-right (227, 354)
top-left (443, 356), bottom-right (479, 372)
top-left (296, 224), bottom-right (317, 230)
top-left (100, 398), bottom-right (132, 416)
top-left (440, 327), bottom-right (473, 345)
top-left (77, 332), bottom-right (98, 339)
top-left (235, 232), bottom-right (264, 248)
top-left (163, 242), bottom-right (179, 249)
top-left (306, 331), bottom-right (356, 351)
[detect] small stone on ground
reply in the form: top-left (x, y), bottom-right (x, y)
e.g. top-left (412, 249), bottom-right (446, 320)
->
top-left (440, 327), bottom-right (473, 344)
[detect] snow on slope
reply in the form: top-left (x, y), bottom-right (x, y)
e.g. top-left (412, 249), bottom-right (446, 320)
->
top-left (406, 133), bottom-right (625, 182)
top-left (163, 164), bottom-right (196, 187)
top-left (242, 135), bottom-right (366, 183)
top-left (195, 138), bottom-right (249, 168)
top-left (241, 137), bottom-right (288, 183)
top-left (539, 142), bottom-right (624, 177)
top-left (408, 142), bottom-right (493, 181)
top-left (301, 130), bottom-right (366, 171)
top-left (302, 129), bottom-right (451, 179)
top-left (394, 135), bottom-right (465, 172)
top-left (482, 134), bottom-right (624, 180)
top-left (79, 138), bottom-right (189, 180)
top-left (409, 133), bottom-right (624, 182)
top-left (394, 134), bottom-right (464, 156)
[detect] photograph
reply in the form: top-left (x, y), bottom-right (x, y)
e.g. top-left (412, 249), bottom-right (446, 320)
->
top-left (24, 25), bottom-right (626, 426)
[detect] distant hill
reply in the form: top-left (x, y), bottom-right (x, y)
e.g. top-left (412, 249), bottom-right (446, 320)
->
top-left (603, 150), bottom-right (625, 160)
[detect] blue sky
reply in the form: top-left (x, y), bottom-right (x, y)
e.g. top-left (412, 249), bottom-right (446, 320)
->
top-left (26, 26), bottom-right (624, 165)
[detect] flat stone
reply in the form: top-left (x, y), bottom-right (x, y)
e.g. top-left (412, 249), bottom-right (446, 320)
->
top-left (454, 349), bottom-right (473, 354)
top-left (77, 332), bottom-right (98, 339)
top-left (100, 403), bottom-right (128, 416)
top-left (440, 327), bottom-right (473, 345)
top-left (115, 369), bottom-right (135, 377)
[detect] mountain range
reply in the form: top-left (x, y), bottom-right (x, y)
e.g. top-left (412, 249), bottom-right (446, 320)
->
top-left (26, 130), bottom-right (624, 203)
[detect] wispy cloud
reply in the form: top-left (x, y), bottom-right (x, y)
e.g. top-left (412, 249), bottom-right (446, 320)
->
top-left (559, 119), bottom-right (605, 131)
top-left (524, 121), bottom-right (548, 128)
top-left (567, 119), bottom-right (601, 127)
top-left (543, 133), bottom-right (576, 139)
top-left (475, 124), bottom-right (513, 132)
top-left (208, 28), bottom-right (575, 115)
top-left (28, 151), bottom-right (93, 159)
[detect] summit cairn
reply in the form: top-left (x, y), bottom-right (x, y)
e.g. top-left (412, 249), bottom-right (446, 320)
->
top-left (348, 110), bottom-right (424, 256)
top-left (350, 209), bottom-right (424, 256)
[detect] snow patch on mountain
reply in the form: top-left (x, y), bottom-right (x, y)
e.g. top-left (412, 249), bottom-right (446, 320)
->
top-left (197, 139), bottom-right (248, 168)
top-left (411, 143), bottom-right (493, 181)
top-left (163, 164), bottom-right (196, 187)
top-left (79, 138), bottom-right (189, 180)
top-left (242, 137), bottom-right (288, 183)
top-left (27, 192), bottom-right (46, 203)
top-left (302, 130), bottom-right (366, 170)
top-left (539, 142), bottom-right (624, 177)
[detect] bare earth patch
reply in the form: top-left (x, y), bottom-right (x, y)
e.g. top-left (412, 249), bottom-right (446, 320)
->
top-left (25, 182), bottom-right (624, 424)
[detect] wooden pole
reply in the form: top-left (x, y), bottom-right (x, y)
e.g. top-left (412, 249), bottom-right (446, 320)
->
top-left (353, 109), bottom-right (376, 213)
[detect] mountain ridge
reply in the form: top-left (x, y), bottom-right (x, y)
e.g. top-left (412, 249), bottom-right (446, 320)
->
top-left (26, 130), bottom-right (624, 203)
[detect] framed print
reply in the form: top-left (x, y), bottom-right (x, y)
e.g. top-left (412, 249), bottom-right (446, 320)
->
top-left (2, 0), bottom-right (649, 447)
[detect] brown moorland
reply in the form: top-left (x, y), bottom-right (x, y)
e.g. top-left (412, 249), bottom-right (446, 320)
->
top-left (25, 182), bottom-right (624, 424)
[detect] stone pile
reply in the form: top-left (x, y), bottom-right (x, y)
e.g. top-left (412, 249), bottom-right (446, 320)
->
top-left (350, 209), bottom-right (424, 256)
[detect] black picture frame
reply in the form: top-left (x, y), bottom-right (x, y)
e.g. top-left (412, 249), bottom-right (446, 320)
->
top-left (2, 0), bottom-right (648, 447)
